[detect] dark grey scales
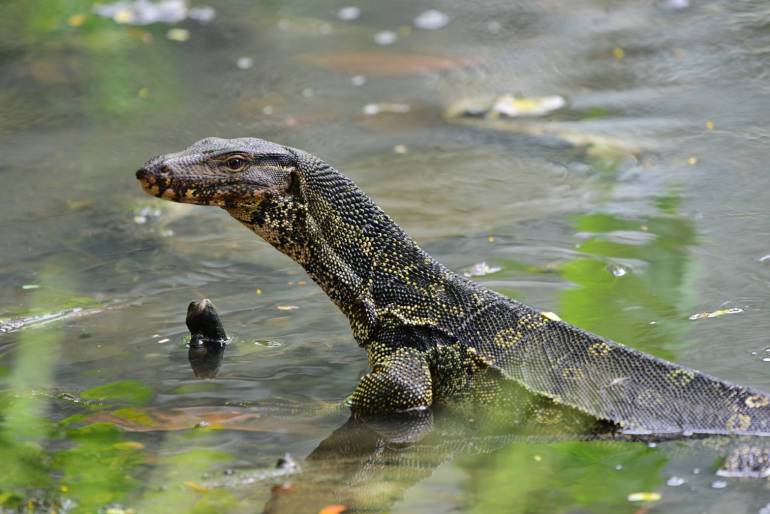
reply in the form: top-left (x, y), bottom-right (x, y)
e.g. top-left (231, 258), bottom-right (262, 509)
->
top-left (136, 137), bottom-right (770, 436)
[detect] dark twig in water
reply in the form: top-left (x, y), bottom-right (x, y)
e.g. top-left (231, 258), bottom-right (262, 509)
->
top-left (186, 298), bottom-right (228, 378)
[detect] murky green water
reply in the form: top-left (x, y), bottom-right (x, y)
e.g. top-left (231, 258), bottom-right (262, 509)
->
top-left (2, 0), bottom-right (770, 512)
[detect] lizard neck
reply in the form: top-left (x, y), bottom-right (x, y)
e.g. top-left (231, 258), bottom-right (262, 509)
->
top-left (226, 152), bottom-right (449, 343)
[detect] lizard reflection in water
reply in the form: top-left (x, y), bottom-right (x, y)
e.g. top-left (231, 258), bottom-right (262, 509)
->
top-left (137, 137), bottom-right (770, 437)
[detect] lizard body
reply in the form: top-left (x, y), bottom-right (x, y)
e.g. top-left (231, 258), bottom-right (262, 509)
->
top-left (137, 137), bottom-right (770, 436)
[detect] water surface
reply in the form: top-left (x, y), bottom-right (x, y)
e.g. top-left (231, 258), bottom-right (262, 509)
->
top-left (2, 0), bottom-right (770, 512)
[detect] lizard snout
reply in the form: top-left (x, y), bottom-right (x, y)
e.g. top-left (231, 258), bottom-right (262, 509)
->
top-left (136, 162), bottom-right (171, 181)
top-left (135, 167), bottom-right (153, 181)
top-left (136, 161), bottom-right (175, 199)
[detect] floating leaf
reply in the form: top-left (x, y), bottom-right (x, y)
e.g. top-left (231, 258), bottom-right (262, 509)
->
top-left (490, 95), bottom-right (566, 118)
top-left (688, 307), bottom-right (743, 321)
top-left (373, 31), bottom-right (397, 45)
top-left (166, 28), bottom-right (190, 42)
top-left (414, 10), bottom-right (449, 30)
top-left (666, 476), bottom-right (686, 486)
top-left (362, 103), bottom-right (410, 115)
top-left (463, 262), bottom-right (501, 277)
top-left (627, 492), bottom-right (661, 502)
top-left (337, 7), bottom-right (360, 21)
top-left (447, 95), bottom-right (566, 119)
top-left (254, 340), bottom-right (281, 348)
top-left (236, 56), bottom-right (253, 70)
top-left (184, 481), bottom-right (210, 493)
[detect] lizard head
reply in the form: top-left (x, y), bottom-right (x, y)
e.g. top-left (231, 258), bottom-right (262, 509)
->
top-left (138, 136), bottom-right (422, 336)
top-left (137, 136), bottom-right (315, 263)
top-left (136, 137), bottom-right (298, 208)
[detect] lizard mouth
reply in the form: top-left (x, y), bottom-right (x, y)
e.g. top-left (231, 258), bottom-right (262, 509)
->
top-left (136, 166), bottom-right (254, 205)
top-left (136, 160), bottom-right (272, 206)
top-left (135, 167), bottom-right (157, 192)
top-left (136, 166), bottom-right (183, 201)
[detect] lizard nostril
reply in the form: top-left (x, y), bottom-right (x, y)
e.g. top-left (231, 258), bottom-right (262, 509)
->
top-left (136, 164), bottom-right (172, 181)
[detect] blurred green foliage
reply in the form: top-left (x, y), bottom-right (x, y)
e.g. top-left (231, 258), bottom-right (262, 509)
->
top-left (0, 0), bottom-right (182, 132)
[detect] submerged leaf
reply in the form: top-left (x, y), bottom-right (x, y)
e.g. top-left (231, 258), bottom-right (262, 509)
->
top-left (184, 481), bottom-right (210, 493)
top-left (80, 380), bottom-right (153, 406)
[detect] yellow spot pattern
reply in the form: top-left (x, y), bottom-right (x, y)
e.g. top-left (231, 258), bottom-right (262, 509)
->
top-left (636, 389), bottom-right (665, 407)
top-left (541, 311), bottom-right (561, 322)
top-left (588, 342), bottom-right (612, 357)
top-left (726, 413), bottom-right (752, 432)
top-left (560, 367), bottom-right (584, 380)
top-left (378, 304), bottom-right (437, 327)
top-left (519, 312), bottom-right (547, 331)
top-left (745, 395), bottom-right (770, 409)
top-left (493, 327), bottom-right (522, 348)
top-left (668, 369), bottom-right (695, 387)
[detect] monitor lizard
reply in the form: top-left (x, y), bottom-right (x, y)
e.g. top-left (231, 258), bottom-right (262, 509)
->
top-left (136, 137), bottom-right (770, 437)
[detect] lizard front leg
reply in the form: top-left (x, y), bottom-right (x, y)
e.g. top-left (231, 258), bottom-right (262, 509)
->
top-left (347, 345), bottom-right (433, 414)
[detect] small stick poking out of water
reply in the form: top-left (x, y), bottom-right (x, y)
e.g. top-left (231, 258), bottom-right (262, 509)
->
top-left (186, 299), bottom-right (228, 378)
top-left (186, 298), bottom-right (228, 345)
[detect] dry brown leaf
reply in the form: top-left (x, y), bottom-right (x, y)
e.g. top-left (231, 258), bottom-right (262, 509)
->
top-left (185, 481), bottom-right (210, 493)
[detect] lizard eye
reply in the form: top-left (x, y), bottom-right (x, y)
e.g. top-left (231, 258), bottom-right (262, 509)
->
top-left (224, 156), bottom-right (247, 172)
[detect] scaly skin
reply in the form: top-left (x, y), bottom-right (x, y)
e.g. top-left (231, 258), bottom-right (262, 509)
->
top-left (137, 137), bottom-right (770, 435)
